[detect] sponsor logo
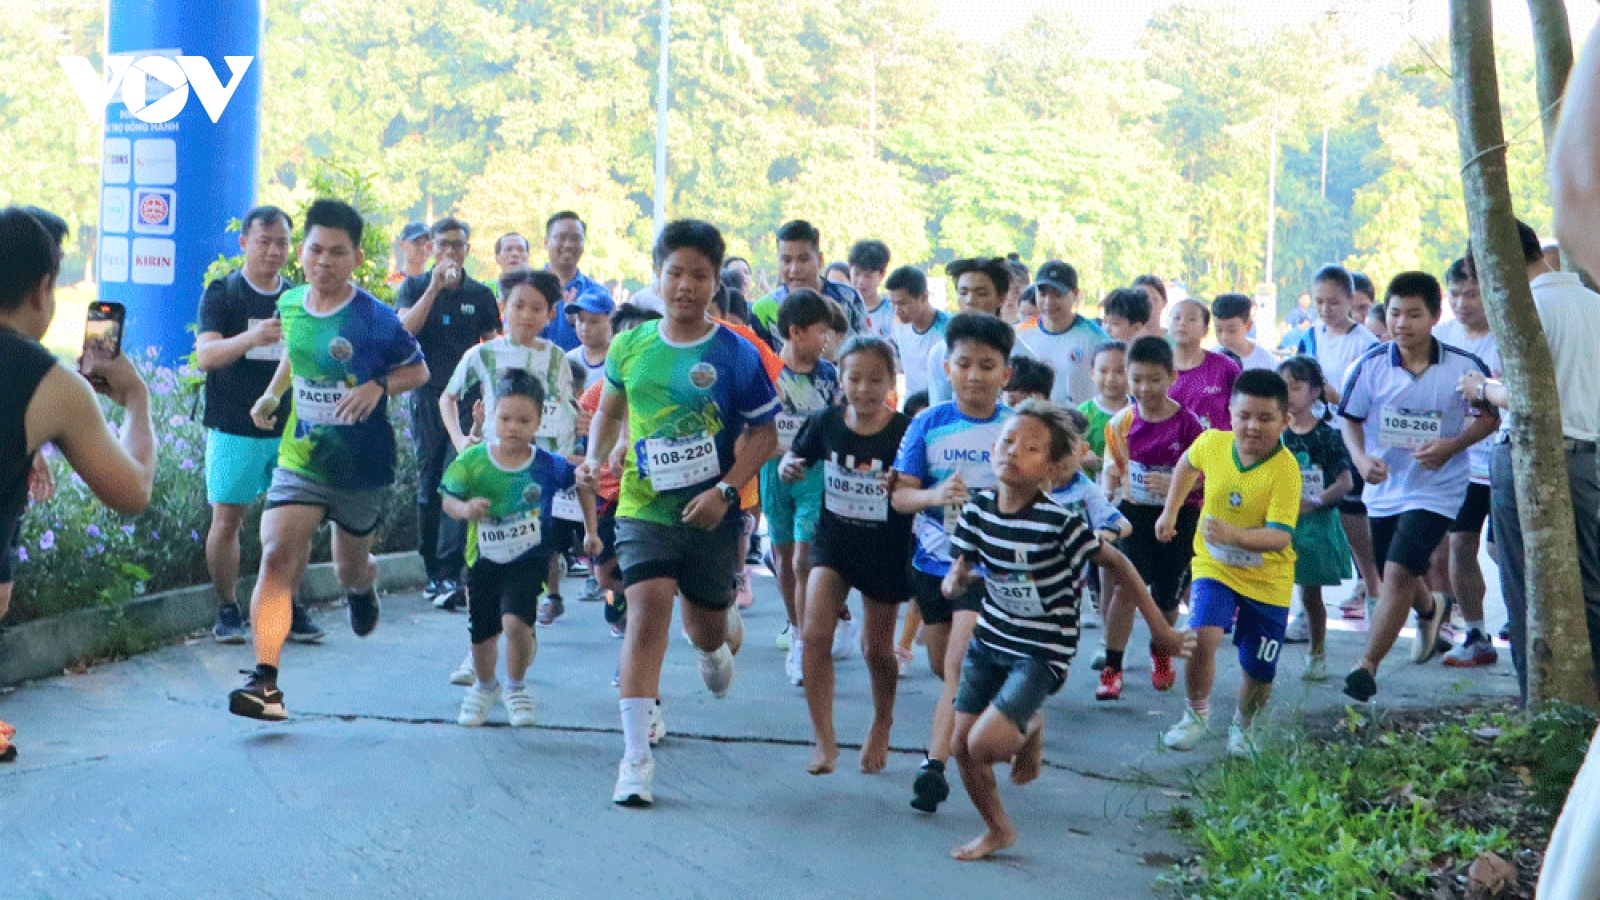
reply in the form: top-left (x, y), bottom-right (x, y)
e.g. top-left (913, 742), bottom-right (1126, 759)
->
top-left (327, 337), bottom-right (354, 362)
top-left (688, 362), bottom-right (717, 390)
top-left (60, 54), bottom-right (254, 124)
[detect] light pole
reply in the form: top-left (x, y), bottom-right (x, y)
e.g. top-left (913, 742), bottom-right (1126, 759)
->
top-left (653, 0), bottom-right (669, 236)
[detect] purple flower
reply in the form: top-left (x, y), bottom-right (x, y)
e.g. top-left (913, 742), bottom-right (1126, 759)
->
top-left (120, 525), bottom-right (135, 536)
top-left (145, 346), bottom-right (159, 359)
top-left (150, 530), bottom-right (160, 540)
top-left (190, 530), bottom-right (200, 542)
top-left (16, 546), bottom-right (28, 562)
top-left (86, 524), bottom-right (102, 538)
top-left (39, 530), bottom-right (55, 550)
top-left (92, 543), bottom-right (105, 555)
top-left (168, 415), bottom-right (185, 427)
top-left (180, 458), bottom-right (197, 471)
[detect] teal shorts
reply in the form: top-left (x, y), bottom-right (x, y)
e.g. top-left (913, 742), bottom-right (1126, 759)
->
top-left (205, 430), bottom-right (281, 506)
top-left (759, 458), bottom-right (823, 546)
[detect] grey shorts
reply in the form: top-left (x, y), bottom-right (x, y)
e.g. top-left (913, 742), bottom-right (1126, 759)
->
top-left (615, 516), bottom-right (742, 611)
top-left (265, 468), bottom-right (385, 537)
top-left (953, 637), bottom-right (1065, 731)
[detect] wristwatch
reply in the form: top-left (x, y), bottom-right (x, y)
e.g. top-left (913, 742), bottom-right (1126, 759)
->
top-left (715, 481), bottom-right (739, 504)
top-left (372, 373), bottom-right (389, 393)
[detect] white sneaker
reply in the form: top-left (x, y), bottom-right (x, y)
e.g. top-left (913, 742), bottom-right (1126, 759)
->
top-left (1226, 722), bottom-right (1256, 757)
top-left (1089, 640), bottom-right (1108, 671)
top-left (1080, 602), bottom-right (1102, 629)
top-left (700, 644), bottom-right (735, 698)
top-left (1163, 707), bottom-right (1209, 751)
top-left (776, 622), bottom-right (792, 650)
top-left (457, 684), bottom-right (497, 727)
top-left (726, 604), bottom-right (745, 655)
top-left (785, 638), bottom-right (805, 686)
top-left (832, 615), bottom-right (860, 660)
top-left (648, 701), bottom-right (667, 746)
top-left (502, 686), bottom-right (536, 727)
top-left (613, 754), bottom-right (654, 807)
top-left (1302, 653), bottom-right (1329, 682)
top-left (449, 653), bottom-right (475, 686)
top-left (1284, 615), bottom-right (1311, 644)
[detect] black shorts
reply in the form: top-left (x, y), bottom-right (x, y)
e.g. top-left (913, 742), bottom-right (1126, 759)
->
top-left (1369, 510), bottom-right (1452, 577)
top-left (812, 540), bottom-right (910, 603)
top-left (1339, 468), bottom-right (1367, 515)
top-left (913, 568), bottom-right (982, 625)
top-left (466, 552), bottom-right (551, 644)
top-left (0, 520), bottom-right (19, 584)
top-left (1118, 503), bottom-right (1199, 613)
top-left (1451, 482), bottom-right (1492, 535)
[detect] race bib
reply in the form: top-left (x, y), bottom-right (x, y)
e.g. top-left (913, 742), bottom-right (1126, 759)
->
top-left (1378, 407), bottom-right (1443, 451)
top-left (943, 501), bottom-right (965, 532)
top-left (986, 572), bottom-right (1045, 617)
top-left (477, 511), bottom-right (541, 563)
top-left (824, 462), bottom-right (888, 522)
top-left (1206, 540), bottom-right (1264, 569)
top-left (244, 319), bottom-right (284, 361)
top-left (1127, 462), bottom-right (1170, 506)
top-left (536, 399), bottom-right (565, 440)
top-left (775, 413), bottom-right (805, 453)
top-left (293, 377), bottom-right (349, 427)
top-left (640, 433), bottom-right (719, 491)
top-left (1300, 466), bottom-right (1325, 502)
top-left (552, 486), bottom-right (583, 522)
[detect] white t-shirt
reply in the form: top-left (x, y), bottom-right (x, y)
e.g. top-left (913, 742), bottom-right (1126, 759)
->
top-left (446, 337), bottom-right (577, 453)
top-left (1530, 271), bottom-right (1600, 441)
top-left (861, 298), bottom-right (896, 342)
top-left (1011, 314), bottom-right (1112, 406)
top-left (1299, 321), bottom-right (1379, 395)
top-left (566, 345), bottom-right (608, 390)
top-left (893, 310), bottom-right (950, 398)
top-left (1435, 319), bottom-right (1501, 484)
top-left (1231, 343), bottom-right (1279, 373)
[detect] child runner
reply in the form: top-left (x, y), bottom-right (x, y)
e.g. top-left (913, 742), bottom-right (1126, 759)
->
top-left (1010, 260), bottom-right (1109, 406)
top-left (579, 220), bottom-right (780, 807)
top-left (1156, 370), bottom-right (1302, 755)
top-left (1098, 288), bottom-right (1151, 344)
top-left (566, 291), bottom-right (615, 390)
top-left (891, 313), bottom-right (1014, 813)
top-left (1276, 356), bottom-right (1353, 680)
top-left (1097, 336), bottom-right (1206, 701)
top-left (1078, 341), bottom-right (1129, 481)
top-left (894, 389), bottom-right (932, 677)
top-left (441, 370), bottom-right (600, 727)
top-left (1365, 302), bottom-right (1389, 343)
top-left (764, 289), bottom-right (843, 685)
top-left (1337, 272), bottom-right (1498, 703)
top-left (782, 337), bottom-right (914, 774)
top-left (1168, 298), bottom-right (1241, 430)
top-left (944, 400), bottom-right (1192, 860)
top-left (1210, 293), bottom-right (1279, 372)
top-left (1002, 356), bottom-right (1055, 409)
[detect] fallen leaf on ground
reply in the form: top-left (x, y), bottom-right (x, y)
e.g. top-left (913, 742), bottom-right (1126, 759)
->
top-left (1467, 851), bottom-right (1515, 896)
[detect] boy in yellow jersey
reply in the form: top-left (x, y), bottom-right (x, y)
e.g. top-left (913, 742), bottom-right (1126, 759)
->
top-left (1154, 369), bottom-right (1301, 756)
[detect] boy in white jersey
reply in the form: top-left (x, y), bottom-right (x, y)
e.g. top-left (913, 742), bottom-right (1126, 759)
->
top-left (849, 240), bottom-right (896, 341)
top-left (1210, 293), bottom-right (1279, 372)
top-left (566, 291), bottom-right (614, 390)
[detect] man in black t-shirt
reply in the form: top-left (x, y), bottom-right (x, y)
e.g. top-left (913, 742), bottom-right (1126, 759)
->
top-left (395, 217), bottom-right (502, 601)
top-left (195, 206), bottom-right (323, 645)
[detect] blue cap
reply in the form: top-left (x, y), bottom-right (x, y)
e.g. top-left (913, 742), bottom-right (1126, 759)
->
top-left (572, 291), bottom-right (615, 316)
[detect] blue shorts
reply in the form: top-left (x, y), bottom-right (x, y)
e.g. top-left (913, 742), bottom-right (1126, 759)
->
top-left (759, 459), bottom-right (822, 546)
top-left (953, 638), bottom-right (1065, 731)
top-left (1188, 578), bottom-right (1289, 684)
top-left (205, 430), bottom-right (281, 506)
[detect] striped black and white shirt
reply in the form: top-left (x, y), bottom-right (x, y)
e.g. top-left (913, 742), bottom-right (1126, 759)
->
top-left (950, 489), bottom-right (1101, 675)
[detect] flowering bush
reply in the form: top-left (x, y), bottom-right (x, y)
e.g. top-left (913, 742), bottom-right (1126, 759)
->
top-left (5, 352), bottom-right (419, 625)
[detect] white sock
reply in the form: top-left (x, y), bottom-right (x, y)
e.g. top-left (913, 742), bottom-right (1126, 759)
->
top-left (620, 697), bottom-right (654, 760)
top-left (474, 679), bottom-right (499, 692)
top-left (505, 680), bottom-right (524, 692)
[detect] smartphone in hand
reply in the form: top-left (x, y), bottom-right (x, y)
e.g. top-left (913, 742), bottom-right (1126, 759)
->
top-left (83, 301), bottom-right (125, 359)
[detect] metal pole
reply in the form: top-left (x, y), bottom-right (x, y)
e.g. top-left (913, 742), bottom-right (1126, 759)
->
top-left (653, 0), bottom-right (669, 236)
top-left (1320, 125), bottom-right (1329, 199)
top-left (1265, 119), bottom-right (1278, 286)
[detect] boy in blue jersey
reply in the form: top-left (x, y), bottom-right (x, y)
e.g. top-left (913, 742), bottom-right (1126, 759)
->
top-left (891, 313), bottom-right (1015, 813)
top-left (1337, 273), bottom-right (1498, 702)
top-left (228, 200), bottom-right (429, 721)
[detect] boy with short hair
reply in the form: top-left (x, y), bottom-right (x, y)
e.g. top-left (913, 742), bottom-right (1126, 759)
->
top-left (567, 292), bottom-right (616, 390)
top-left (1338, 272), bottom-right (1498, 702)
top-left (927, 257), bottom-right (1010, 404)
top-left (1078, 341), bottom-right (1129, 481)
top-left (1155, 370), bottom-right (1302, 755)
top-left (1100, 288), bottom-right (1152, 344)
top-left (1002, 356), bottom-right (1055, 408)
top-left (891, 313), bottom-right (1014, 813)
top-left (848, 239), bottom-right (896, 340)
top-left (1011, 260), bottom-right (1110, 406)
top-left (766, 289), bottom-right (843, 684)
top-left (889, 266), bottom-right (949, 396)
top-left (1210, 293), bottom-right (1278, 372)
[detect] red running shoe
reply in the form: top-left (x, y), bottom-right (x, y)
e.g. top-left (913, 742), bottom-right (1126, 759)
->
top-left (1095, 667), bottom-right (1123, 701)
top-left (1151, 653), bottom-right (1176, 692)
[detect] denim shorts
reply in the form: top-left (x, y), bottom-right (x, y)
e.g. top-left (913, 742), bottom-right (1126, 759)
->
top-left (953, 637), bottom-right (1064, 731)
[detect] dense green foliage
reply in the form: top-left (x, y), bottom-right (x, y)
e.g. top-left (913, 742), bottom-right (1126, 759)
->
top-left (1, 2), bottom-right (1558, 315)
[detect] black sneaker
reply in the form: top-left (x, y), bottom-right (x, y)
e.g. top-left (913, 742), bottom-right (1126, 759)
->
top-left (432, 580), bottom-right (466, 611)
top-left (228, 670), bottom-right (287, 721)
top-left (538, 594), bottom-right (565, 626)
top-left (1342, 668), bottom-right (1377, 703)
top-left (288, 604), bottom-right (326, 644)
top-left (213, 603), bottom-right (247, 644)
top-left (911, 759), bottom-right (949, 813)
top-left (348, 590), bottom-right (380, 637)
top-left (421, 580), bottom-right (445, 602)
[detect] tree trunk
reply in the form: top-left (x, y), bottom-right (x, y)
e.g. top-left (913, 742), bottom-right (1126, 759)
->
top-left (1451, 0), bottom-right (1599, 709)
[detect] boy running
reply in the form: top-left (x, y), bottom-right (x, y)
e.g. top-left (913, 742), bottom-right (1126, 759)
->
top-left (1210, 293), bottom-right (1279, 372)
top-left (1011, 260), bottom-right (1109, 406)
top-left (1078, 341), bottom-right (1129, 481)
top-left (566, 291), bottom-right (615, 390)
top-left (1156, 370), bottom-right (1302, 755)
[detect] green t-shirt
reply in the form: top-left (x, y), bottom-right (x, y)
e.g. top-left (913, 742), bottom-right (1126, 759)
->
top-left (276, 285), bottom-right (422, 490)
top-left (1077, 397), bottom-right (1124, 480)
top-left (440, 443), bottom-right (576, 565)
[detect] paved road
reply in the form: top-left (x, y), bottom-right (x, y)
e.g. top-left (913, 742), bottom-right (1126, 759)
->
top-left (0, 564), bottom-right (1515, 900)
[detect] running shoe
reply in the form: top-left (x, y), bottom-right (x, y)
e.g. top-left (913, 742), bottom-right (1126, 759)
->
top-left (1340, 593), bottom-right (1368, 620)
top-left (421, 580), bottom-right (446, 603)
top-left (537, 594), bottom-right (565, 626)
top-left (613, 754), bottom-right (655, 807)
top-left (775, 622), bottom-right (792, 650)
top-left (1226, 722), bottom-right (1256, 757)
top-left (567, 555), bottom-right (589, 578)
top-left (1498, 623), bottom-right (1511, 642)
top-left (449, 654), bottom-right (474, 686)
top-left (610, 621), bottom-right (627, 639)
top-left (579, 574), bottom-right (606, 603)
top-left (700, 644), bottom-right (735, 698)
top-left (347, 589), bottom-right (380, 637)
top-left (288, 604), bottom-right (326, 643)
top-left (895, 647), bottom-right (913, 678)
top-left (1283, 614), bottom-right (1311, 644)
top-left (1342, 667), bottom-right (1377, 702)
top-left (1442, 632), bottom-right (1499, 668)
top-left (1302, 653), bottom-right (1329, 682)
top-left (1151, 652), bottom-right (1176, 691)
top-left (785, 638), bottom-right (804, 686)
top-left (432, 581), bottom-right (466, 611)
top-left (228, 669), bottom-right (287, 721)
top-left (457, 684), bottom-right (497, 727)
top-left (1089, 640), bottom-right (1107, 671)
top-left (910, 759), bottom-right (949, 813)
top-left (832, 613), bottom-right (860, 661)
top-left (213, 603), bottom-right (247, 644)
top-left (503, 686), bottom-right (537, 727)
top-left (648, 701), bottom-right (667, 746)
top-left (1163, 707), bottom-right (1209, 751)
top-left (1095, 666), bottom-right (1123, 701)
top-left (1412, 594), bottom-right (1452, 664)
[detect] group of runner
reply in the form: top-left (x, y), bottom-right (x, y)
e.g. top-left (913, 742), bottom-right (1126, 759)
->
top-left (4, 198), bottom-right (1597, 863)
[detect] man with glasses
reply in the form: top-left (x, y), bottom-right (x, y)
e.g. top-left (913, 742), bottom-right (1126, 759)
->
top-left (543, 211), bottom-right (613, 353)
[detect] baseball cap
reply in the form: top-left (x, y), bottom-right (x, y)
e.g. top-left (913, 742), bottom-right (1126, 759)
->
top-left (572, 291), bottom-right (616, 316)
top-left (398, 221), bottom-right (429, 242)
top-left (1032, 260), bottom-right (1078, 295)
